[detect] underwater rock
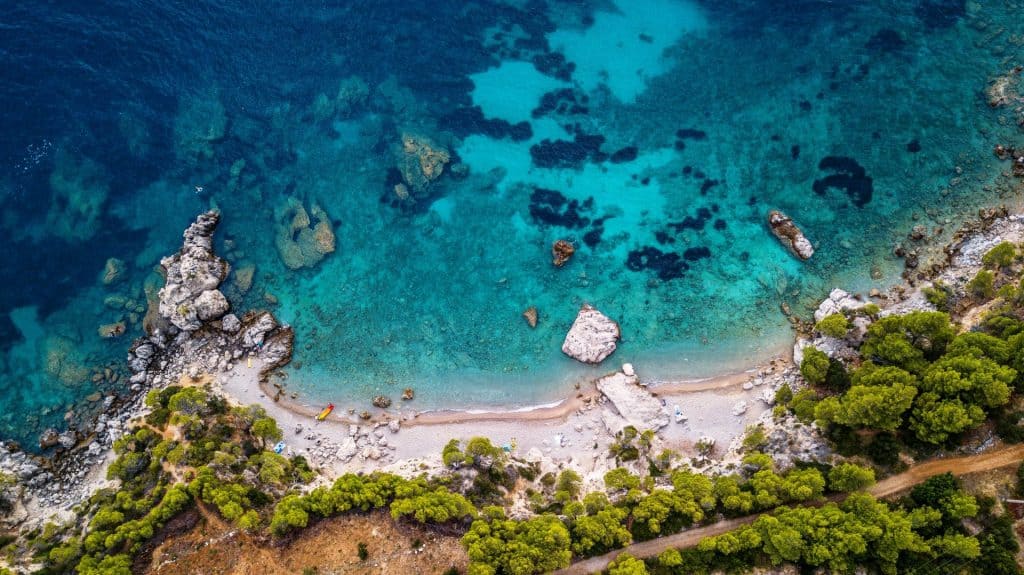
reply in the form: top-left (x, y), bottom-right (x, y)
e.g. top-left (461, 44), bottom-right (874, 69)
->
top-left (402, 388), bottom-right (414, 401)
top-left (523, 306), bottom-right (538, 328)
top-left (987, 66), bottom-right (1022, 108)
top-left (232, 264), bottom-right (255, 294)
top-left (396, 132), bottom-right (450, 193)
top-left (562, 304), bottom-right (620, 364)
top-left (768, 210), bottom-right (814, 260)
top-left (43, 335), bottom-right (91, 386)
top-left (552, 240), bottom-right (575, 267)
top-left (372, 395), bottom-right (392, 409)
top-left (102, 258), bottom-right (125, 286)
top-left (274, 199), bottom-right (336, 270)
top-left (173, 92), bottom-right (227, 163)
top-left (45, 150), bottom-right (110, 242)
top-left (97, 321), bottom-right (126, 338)
top-left (393, 183), bottom-right (411, 202)
top-left (158, 211), bottom-right (230, 331)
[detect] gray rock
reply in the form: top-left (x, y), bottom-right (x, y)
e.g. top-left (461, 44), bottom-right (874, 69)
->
top-left (195, 289), bottom-right (229, 321)
top-left (158, 211), bottom-right (230, 331)
top-left (221, 313), bottom-right (241, 333)
top-left (57, 432), bottom-right (77, 450)
top-left (562, 304), bottom-right (620, 364)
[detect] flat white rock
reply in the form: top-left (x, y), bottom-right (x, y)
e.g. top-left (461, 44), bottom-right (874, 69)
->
top-left (597, 372), bottom-right (669, 431)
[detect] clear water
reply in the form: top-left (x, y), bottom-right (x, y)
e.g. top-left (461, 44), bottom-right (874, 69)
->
top-left (1, 0), bottom-right (1021, 450)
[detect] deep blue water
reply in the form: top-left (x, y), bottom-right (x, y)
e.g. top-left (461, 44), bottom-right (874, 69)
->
top-left (1, 0), bottom-right (1020, 451)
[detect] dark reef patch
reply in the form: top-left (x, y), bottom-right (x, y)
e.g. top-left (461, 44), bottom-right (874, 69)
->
top-left (906, 139), bottom-right (921, 153)
top-left (655, 230), bottom-right (675, 244)
top-left (439, 106), bottom-right (532, 142)
top-left (683, 246), bottom-right (711, 261)
top-left (528, 187), bottom-right (593, 228)
top-left (532, 88), bottom-right (588, 119)
top-left (609, 146), bottom-right (638, 164)
top-left (668, 207), bottom-right (714, 232)
top-left (791, 145), bottom-right (801, 160)
top-left (700, 179), bottom-right (720, 195)
top-left (915, 0), bottom-right (966, 29)
top-left (714, 219), bottom-right (727, 231)
top-left (865, 29), bottom-right (906, 52)
top-left (812, 156), bottom-right (874, 207)
top-left (676, 128), bottom-right (707, 140)
top-left (529, 133), bottom-right (607, 168)
top-left (626, 246), bottom-right (688, 281)
top-left (532, 51), bottom-right (575, 81)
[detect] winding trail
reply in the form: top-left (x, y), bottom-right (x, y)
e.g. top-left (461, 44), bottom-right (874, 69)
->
top-left (554, 444), bottom-right (1024, 575)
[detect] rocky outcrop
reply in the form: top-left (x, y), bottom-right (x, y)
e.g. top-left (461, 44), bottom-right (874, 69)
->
top-left (596, 371), bottom-right (669, 431)
top-left (158, 211), bottom-right (230, 331)
top-left (102, 257), bottom-right (125, 285)
top-left (396, 132), bottom-right (450, 193)
top-left (561, 304), bottom-right (620, 364)
top-left (552, 240), bottom-right (575, 267)
top-left (768, 210), bottom-right (814, 260)
top-left (813, 288), bottom-right (865, 322)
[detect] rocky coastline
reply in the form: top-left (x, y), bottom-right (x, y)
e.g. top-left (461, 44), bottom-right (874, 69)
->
top-left (4, 204), bottom-right (1024, 531)
top-left (1, 211), bottom-right (294, 530)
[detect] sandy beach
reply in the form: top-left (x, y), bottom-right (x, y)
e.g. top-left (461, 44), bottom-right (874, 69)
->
top-left (213, 349), bottom-right (793, 490)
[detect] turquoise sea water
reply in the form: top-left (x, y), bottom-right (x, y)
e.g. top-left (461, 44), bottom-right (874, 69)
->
top-left (1, 0), bottom-right (1022, 450)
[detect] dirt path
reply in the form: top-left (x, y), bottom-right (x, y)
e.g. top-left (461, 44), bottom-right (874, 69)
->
top-left (554, 444), bottom-right (1024, 575)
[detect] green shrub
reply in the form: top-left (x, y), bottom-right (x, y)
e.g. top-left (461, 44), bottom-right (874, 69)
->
top-left (800, 347), bottom-right (829, 385)
top-left (827, 462), bottom-right (876, 492)
top-left (968, 270), bottom-right (995, 299)
top-left (815, 313), bottom-right (850, 337)
top-left (923, 282), bottom-right (951, 311)
top-left (357, 542), bottom-right (368, 561)
top-left (982, 241), bottom-right (1017, 269)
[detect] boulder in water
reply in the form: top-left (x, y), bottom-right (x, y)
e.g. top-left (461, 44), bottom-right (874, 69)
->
top-left (562, 304), bottom-right (620, 364)
top-left (768, 210), bottom-right (814, 260)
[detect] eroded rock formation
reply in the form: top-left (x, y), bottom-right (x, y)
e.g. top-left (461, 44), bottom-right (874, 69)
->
top-left (768, 210), bottom-right (814, 260)
top-left (158, 211), bottom-right (231, 331)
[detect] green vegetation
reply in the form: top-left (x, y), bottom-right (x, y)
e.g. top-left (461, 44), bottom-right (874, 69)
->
top-left (815, 313), bottom-right (850, 337)
top-left (923, 281), bottom-right (952, 311)
top-left (968, 269), bottom-right (996, 299)
top-left (799, 347), bottom-right (829, 386)
top-left (983, 241), bottom-right (1017, 269)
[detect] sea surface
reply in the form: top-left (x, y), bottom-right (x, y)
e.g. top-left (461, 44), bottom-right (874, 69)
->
top-left (1, 0), bottom-right (1022, 451)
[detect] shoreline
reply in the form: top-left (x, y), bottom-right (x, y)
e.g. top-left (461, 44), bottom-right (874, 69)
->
top-left (250, 351), bottom-right (789, 428)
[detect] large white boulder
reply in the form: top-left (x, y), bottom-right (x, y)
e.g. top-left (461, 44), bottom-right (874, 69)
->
top-left (562, 304), bottom-right (620, 364)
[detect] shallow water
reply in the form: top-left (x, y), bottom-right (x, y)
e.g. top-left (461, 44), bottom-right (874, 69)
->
top-left (1, 0), bottom-right (1022, 450)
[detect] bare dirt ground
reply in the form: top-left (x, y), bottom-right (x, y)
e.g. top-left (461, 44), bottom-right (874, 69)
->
top-left (143, 507), bottom-right (467, 575)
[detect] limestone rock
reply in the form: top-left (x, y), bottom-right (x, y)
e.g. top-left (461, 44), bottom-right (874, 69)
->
top-left (596, 371), bottom-right (669, 431)
top-left (221, 313), bottom-right (241, 333)
top-left (194, 289), bottom-right (229, 321)
top-left (158, 211), bottom-right (230, 331)
top-left (768, 210), bottom-right (814, 260)
top-left (388, 420), bottom-right (401, 434)
top-left (732, 400), bottom-right (748, 416)
top-left (814, 288), bottom-right (865, 322)
top-left (562, 304), bottom-right (620, 364)
top-left (274, 199), bottom-right (335, 270)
